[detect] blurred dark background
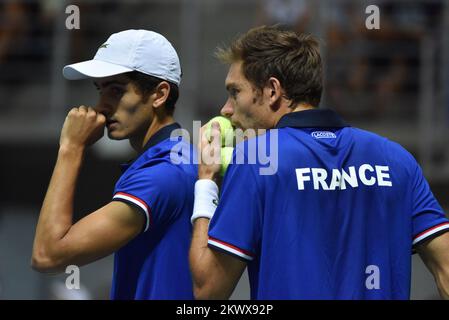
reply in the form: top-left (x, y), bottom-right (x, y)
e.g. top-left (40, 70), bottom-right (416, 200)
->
top-left (0, 0), bottom-right (448, 299)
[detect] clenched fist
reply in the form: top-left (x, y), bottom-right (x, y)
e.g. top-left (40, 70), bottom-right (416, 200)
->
top-left (198, 121), bottom-right (222, 182)
top-left (60, 106), bottom-right (106, 149)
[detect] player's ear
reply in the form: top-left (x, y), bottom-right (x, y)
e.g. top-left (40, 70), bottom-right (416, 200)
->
top-left (265, 77), bottom-right (282, 109)
top-left (152, 81), bottom-right (170, 109)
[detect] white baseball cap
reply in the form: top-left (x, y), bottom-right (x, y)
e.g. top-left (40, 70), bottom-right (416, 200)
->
top-left (63, 29), bottom-right (181, 85)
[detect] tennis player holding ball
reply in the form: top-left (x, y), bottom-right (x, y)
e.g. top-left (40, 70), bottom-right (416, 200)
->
top-left (204, 116), bottom-right (235, 177)
top-left (190, 26), bottom-right (449, 299)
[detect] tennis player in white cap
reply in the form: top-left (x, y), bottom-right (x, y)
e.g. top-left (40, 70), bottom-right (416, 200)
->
top-left (32, 30), bottom-right (196, 300)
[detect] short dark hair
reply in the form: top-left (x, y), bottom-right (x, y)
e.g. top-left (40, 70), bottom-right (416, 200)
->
top-left (216, 25), bottom-right (323, 107)
top-left (126, 71), bottom-right (179, 115)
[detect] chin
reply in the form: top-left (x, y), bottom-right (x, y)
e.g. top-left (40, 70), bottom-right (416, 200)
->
top-left (232, 120), bottom-right (244, 130)
top-left (107, 130), bottom-right (128, 140)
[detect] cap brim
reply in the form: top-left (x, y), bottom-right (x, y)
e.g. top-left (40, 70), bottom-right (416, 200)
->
top-left (63, 60), bottom-right (134, 80)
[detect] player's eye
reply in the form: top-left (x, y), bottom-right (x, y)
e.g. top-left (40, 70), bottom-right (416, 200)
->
top-left (229, 88), bottom-right (239, 99)
top-left (110, 86), bottom-right (124, 96)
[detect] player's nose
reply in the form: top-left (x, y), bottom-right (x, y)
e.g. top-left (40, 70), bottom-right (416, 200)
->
top-left (220, 99), bottom-right (233, 118)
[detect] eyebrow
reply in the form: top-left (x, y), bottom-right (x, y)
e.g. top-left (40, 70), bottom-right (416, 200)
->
top-left (93, 80), bottom-right (127, 88)
top-left (225, 83), bottom-right (240, 92)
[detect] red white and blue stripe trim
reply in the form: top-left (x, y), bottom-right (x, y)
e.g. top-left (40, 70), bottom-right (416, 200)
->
top-left (208, 236), bottom-right (254, 261)
top-left (113, 192), bottom-right (151, 232)
top-left (413, 222), bottom-right (449, 246)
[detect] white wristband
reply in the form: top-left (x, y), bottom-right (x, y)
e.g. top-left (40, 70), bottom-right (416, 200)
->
top-left (191, 179), bottom-right (219, 224)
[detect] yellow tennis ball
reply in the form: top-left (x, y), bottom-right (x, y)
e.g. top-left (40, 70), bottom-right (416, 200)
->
top-left (205, 116), bottom-right (234, 147)
top-left (220, 147), bottom-right (234, 176)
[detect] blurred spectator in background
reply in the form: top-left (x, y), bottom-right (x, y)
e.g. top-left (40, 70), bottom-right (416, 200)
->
top-left (255, 0), bottom-right (312, 33)
top-left (325, 0), bottom-right (444, 119)
top-left (0, 0), bottom-right (28, 66)
top-left (0, 0), bottom-right (51, 80)
top-left (0, 0), bottom-right (53, 115)
top-left (325, 1), bottom-right (366, 113)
